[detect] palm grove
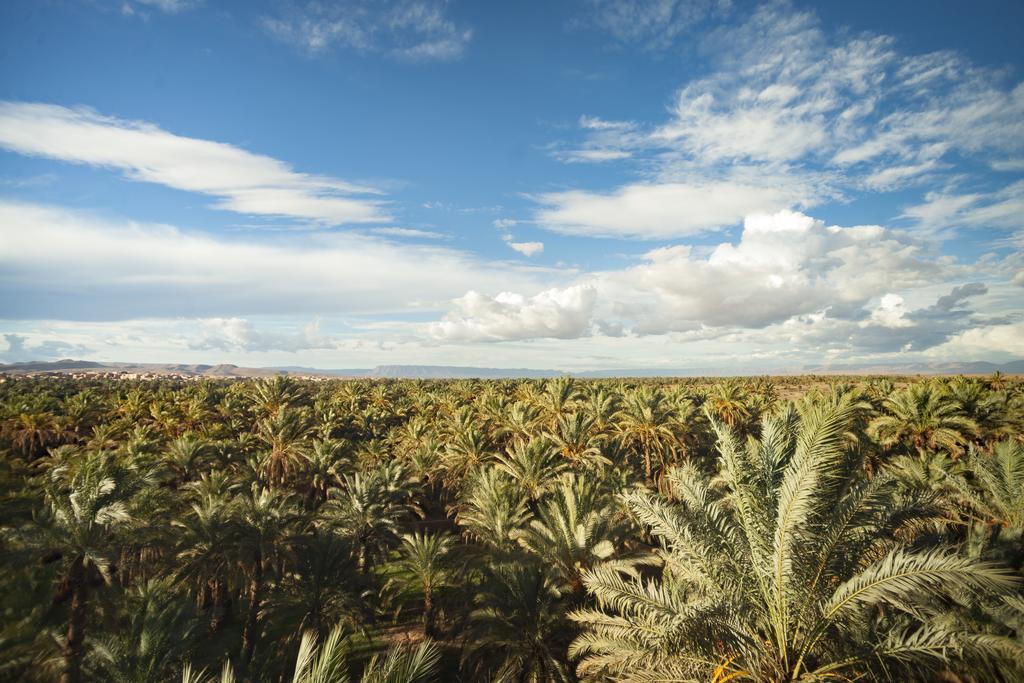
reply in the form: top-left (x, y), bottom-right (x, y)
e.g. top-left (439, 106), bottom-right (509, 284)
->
top-left (1, 373), bottom-right (1023, 682)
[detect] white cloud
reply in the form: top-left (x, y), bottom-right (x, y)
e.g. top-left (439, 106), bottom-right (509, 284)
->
top-left (134, 0), bottom-right (197, 12)
top-left (550, 2), bottom-right (1024, 238)
top-left (580, 0), bottom-right (731, 49)
top-left (429, 285), bottom-right (597, 342)
top-left (368, 227), bottom-right (447, 239)
top-left (189, 318), bottom-right (337, 353)
top-left (493, 218), bottom-right (518, 229)
top-left (558, 149), bottom-right (633, 163)
top-left (0, 200), bottom-right (549, 320)
top-left (867, 294), bottom-right (912, 329)
top-left (507, 241), bottom-right (544, 257)
top-left (902, 181), bottom-right (1024, 232)
top-left (534, 180), bottom-right (802, 239)
top-left (926, 322), bottom-right (1024, 361)
top-left (263, 0), bottom-right (472, 61)
top-left (0, 102), bottom-right (387, 225)
top-left (1, 333), bottom-right (91, 362)
top-left (594, 210), bottom-right (959, 333)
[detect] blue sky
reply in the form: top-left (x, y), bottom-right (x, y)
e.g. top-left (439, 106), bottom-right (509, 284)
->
top-left (0, 0), bottom-right (1022, 371)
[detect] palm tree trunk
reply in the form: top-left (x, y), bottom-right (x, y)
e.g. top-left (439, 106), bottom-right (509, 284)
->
top-left (60, 563), bottom-right (87, 683)
top-left (241, 558), bottom-right (264, 668)
top-left (423, 585), bottom-right (435, 637)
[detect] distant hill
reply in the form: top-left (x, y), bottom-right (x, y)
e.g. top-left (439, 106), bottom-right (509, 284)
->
top-left (2, 359), bottom-right (1022, 379)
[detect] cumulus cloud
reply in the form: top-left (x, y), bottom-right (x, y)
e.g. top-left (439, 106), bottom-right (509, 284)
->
top-left (263, 0), bottom-right (472, 61)
top-left (596, 210), bottom-right (954, 332)
top-left (0, 200), bottom-right (548, 320)
top-left (0, 102), bottom-right (387, 225)
top-left (429, 285), bottom-right (597, 342)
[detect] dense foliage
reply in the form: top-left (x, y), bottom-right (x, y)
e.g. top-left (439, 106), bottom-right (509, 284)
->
top-left (1, 373), bottom-right (1022, 682)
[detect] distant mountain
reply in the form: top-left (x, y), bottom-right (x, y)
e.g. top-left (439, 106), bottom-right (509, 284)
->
top-left (368, 365), bottom-right (559, 379)
top-left (2, 359), bottom-right (1022, 379)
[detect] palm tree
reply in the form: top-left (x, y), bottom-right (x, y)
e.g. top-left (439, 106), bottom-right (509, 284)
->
top-left (90, 579), bottom-right (198, 683)
top-left (322, 467), bottom-right (414, 573)
top-left (235, 485), bottom-right (300, 669)
top-left (463, 561), bottom-right (574, 682)
top-left (456, 468), bottom-right (530, 553)
top-left (706, 379), bottom-right (753, 430)
top-left (570, 401), bottom-right (1020, 681)
top-left (948, 440), bottom-right (1024, 566)
top-left (16, 454), bottom-right (140, 683)
top-left (614, 387), bottom-right (680, 484)
top-left (256, 406), bottom-right (311, 487)
top-left (173, 484), bottom-right (238, 632)
top-left (391, 532), bottom-right (455, 637)
top-left (301, 439), bottom-right (349, 509)
top-left (537, 377), bottom-right (579, 426)
top-left (184, 624), bottom-right (440, 683)
top-left (247, 375), bottom-right (303, 417)
top-left (870, 382), bottom-right (979, 456)
top-left (513, 475), bottom-right (619, 599)
top-left (492, 437), bottom-right (568, 505)
top-left (4, 410), bottom-right (67, 459)
top-left (271, 531), bottom-right (365, 642)
top-left (165, 434), bottom-right (212, 485)
top-left (545, 412), bottom-right (610, 471)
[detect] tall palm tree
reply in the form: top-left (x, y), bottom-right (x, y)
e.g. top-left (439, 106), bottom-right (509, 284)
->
top-left (614, 387), bottom-right (680, 484)
top-left (4, 410), bottom-right (67, 459)
top-left (322, 468), bottom-right (413, 573)
top-left (165, 434), bottom-right (213, 485)
top-left (173, 485), bottom-right (239, 632)
top-left (391, 532), bottom-right (455, 637)
top-left (15, 454), bottom-right (140, 683)
top-left (235, 485), bottom-right (300, 669)
top-left (570, 402), bottom-right (1020, 681)
top-left (537, 377), bottom-right (580, 426)
top-left (247, 376), bottom-right (303, 418)
top-left (270, 531), bottom-right (365, 642)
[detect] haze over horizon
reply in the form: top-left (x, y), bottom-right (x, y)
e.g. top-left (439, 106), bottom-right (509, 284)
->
top-left (1, 0), bottom-right (1022, 372)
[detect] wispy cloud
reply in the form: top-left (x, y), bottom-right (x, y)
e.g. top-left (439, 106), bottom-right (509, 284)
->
top-left (368, 227), bottom-right (449, 239)
top-left (545, 2), bottom-right (1024, 239)
top-left (535, 179), bottom-right (806, 239)
top-left (578, 0), bottom-right (732, 50)
top-left (0, 102), bottom-right (388, 225)
top-left (0, 200), bottom-right (550, 320)
top-left (263, 0), bottom-right (472, 62)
